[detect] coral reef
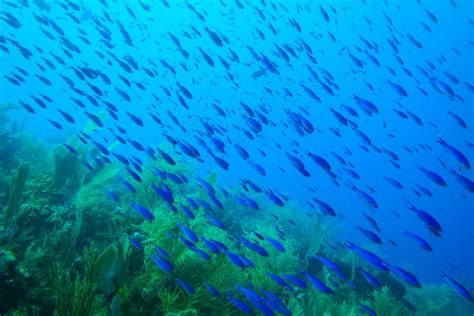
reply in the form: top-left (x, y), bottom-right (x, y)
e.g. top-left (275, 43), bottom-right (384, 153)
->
top-left (0, 114), bottom-right (471, 316)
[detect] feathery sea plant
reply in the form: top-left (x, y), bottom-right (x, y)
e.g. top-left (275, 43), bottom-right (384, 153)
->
top-left (53, 244), bottom-right (97, 316)
top-left (4, 163), bottom-right (29, 225)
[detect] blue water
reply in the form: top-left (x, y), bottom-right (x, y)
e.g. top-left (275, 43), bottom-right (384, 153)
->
top-left (1, 0), bottom-right (473, 314)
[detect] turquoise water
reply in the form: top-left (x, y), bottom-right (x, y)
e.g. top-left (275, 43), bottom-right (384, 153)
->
top-left (0, 0), bottom-right (473, 315)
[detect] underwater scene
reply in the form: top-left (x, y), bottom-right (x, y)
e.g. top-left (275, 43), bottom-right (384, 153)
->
top-left (0, 0), bottom-right (473, 315)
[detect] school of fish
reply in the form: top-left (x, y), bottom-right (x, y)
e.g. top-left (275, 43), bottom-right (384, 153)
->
top-left (1, 0), bottom-right (473, 314)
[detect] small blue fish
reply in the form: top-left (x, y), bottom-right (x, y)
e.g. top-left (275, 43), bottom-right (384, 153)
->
top-left (419, 166), bottom-right (447, 186)
top-left (438, 137), bottom-right (470, 169)
top-left (449, 169), bottom-right (474, 193)
top-left (250, 161), bottom-right (266, 176)
top-left (120, 177), bottom-right (136, 193)
top-left (348, 184), bottom-right (378, 208)
top-left (313, 255), bottom-right (343, 274)
top-left (387, 265), bottom-right (421, 288)
top-left (204, 281), bottom-right (221, 298)
top-left (21, 102), bottom-right (35, 114)
top-left (105, 191), bottom-right (119, 202)
top-left (346, 242), bottom-right (387, 271)
top-left (238, 255), bottom-right (255, 268)
top-left (154, 245), bottom-right (170, 258)
top-left (126, 112), bottom-right (144, 127)
top-left (358, 266), bottom-right (381, 289)
top-left (179, 236), bottom-right (196, 250)
top-left (202, 237), bottom-right (221, 254)
top-left (157, 149), bottom-right (176, 165)
top-left (180, 204), bottom-right (195, 219)
top-left (448, 111), bottom-right (467, 128)
top-left (209, 239), bottom-right (228, 251)
top-left (227, 295), bottom-right (253, 314)
top-left (306, 151), bottom-right (331, 171)
top-left (129, 202), bottom-right (155, 220)
top-left (356, 226), bottom-right (382, 244)
top-left (239, 236), bottom-right (269, 257)
top-left (359, 303), bottom-right (377, 316)
top-left (266, 236), bottom-right (285, 252)
top-left (225, 251), bottom-right (246, 268)
top-left (387, 80), bottom-right (408, 97)
top-left (313, 198), bottom-right (337, 217)
top-left (177, 223), bottom-right (198, 242)
top-left (150, 183), bottom-right (174, 203)
top-left (151, 254), bottom-right (173, 273)
top-left (353, 95), bottom-right (379, 115)
top-left (206, 215), bottom-right (225, 229)
top-left (176, 278), bottom-right (195, 294)
top-left (185, 196), bottom-right (199, 209)
top-left (301, 270), bottom-right (334, 294)
top-left (63, 144), bottom-right (77, 154)
top-left (439, 272), bottom-right (473, 302)
top-left (48, 119), bottom-right (63, 130)
top-left (129, 238), bottom-right (143, 250)
top-left (383, 176), bottom-right (403, 189)
top-left (191, 247), bottom-right (210, 261)
top-left (84, 112), bottom-right (103, 127)
top-left (235, 285), bottom-right (261, 303)
top-left (408, 204), bottom-right (442, 235)
top-left (264, 190), bottom-right (284, 207)
top-left (403, 230), bottom-right (432, 251)
top-left (265, 272), bottom-right (288, 287)
top-left (283, 274), bottom-right (308, 288)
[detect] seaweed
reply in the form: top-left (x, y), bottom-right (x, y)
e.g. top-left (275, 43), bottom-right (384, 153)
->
top-left (53, 244), bottom-right (97, 316)
top-left (4, 163), bottom-right (29, 225)
top-left (368, 286), bottom-right (410, 316)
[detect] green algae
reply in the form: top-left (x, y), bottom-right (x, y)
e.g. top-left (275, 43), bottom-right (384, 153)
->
top-left (53, 245), bottom-right (97, 316)
top-left (4, 163), bottom-right (29, 225)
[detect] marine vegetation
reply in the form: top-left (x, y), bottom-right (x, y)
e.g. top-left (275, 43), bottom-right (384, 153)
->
top-left (0, 106), bottom-right (472, 315)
